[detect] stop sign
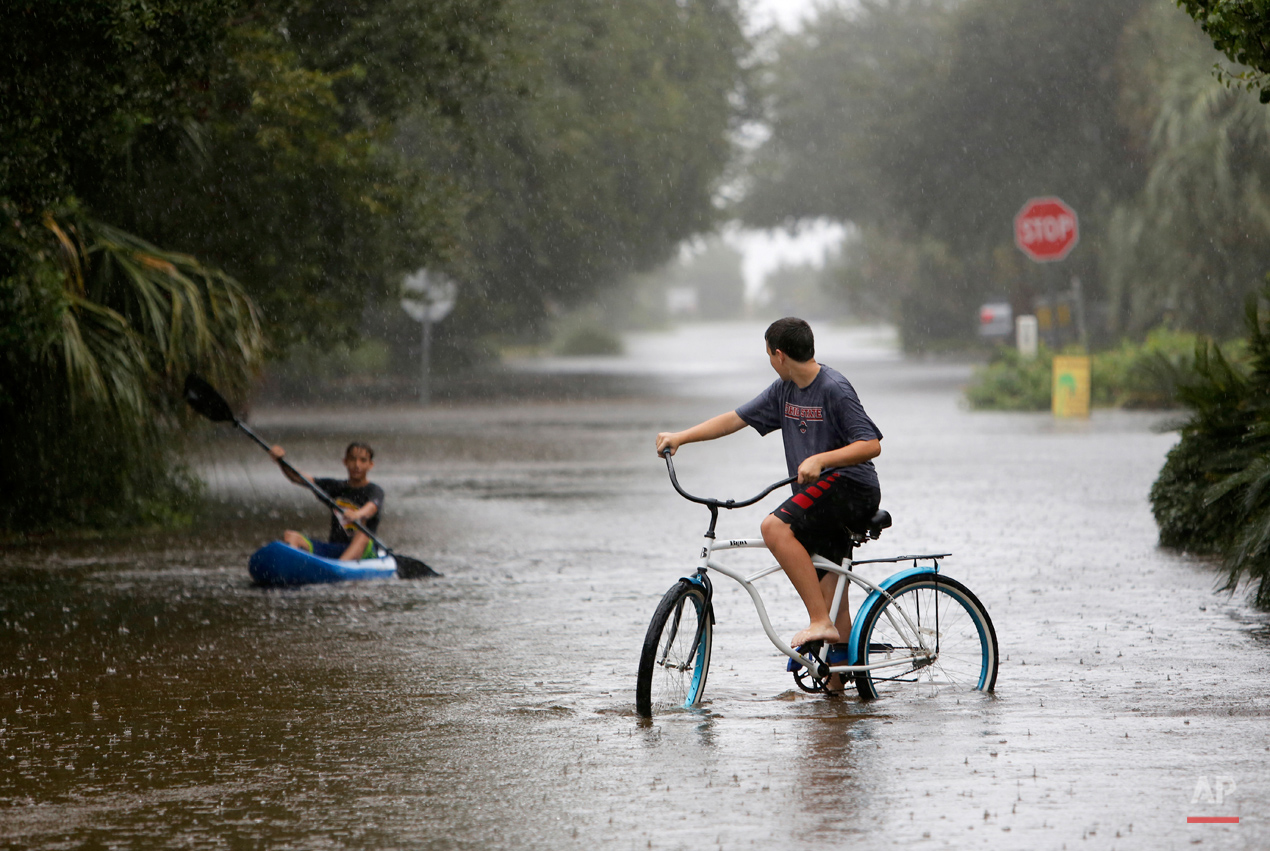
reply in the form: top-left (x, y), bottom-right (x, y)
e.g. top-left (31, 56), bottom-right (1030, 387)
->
top-left (1014, 197), bottom-right (1079, 262)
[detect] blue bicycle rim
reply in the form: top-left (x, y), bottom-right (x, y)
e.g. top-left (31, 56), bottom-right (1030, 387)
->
top-left (849, 568), bottom-right (991, 691)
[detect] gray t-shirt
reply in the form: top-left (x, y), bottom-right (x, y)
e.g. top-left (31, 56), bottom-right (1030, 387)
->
top-left (735, 364), bottom-right (882, 491)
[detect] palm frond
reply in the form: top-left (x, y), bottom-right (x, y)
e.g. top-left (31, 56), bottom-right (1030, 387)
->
top-left (41, 212), bottom-right (265, 418)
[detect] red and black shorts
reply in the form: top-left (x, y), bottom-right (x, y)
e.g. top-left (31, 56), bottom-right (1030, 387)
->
top-left (772, 471), bottom-right (881, 567)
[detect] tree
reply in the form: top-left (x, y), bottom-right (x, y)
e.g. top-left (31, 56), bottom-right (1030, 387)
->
top-left (1177, 0), bottom-right (1270, 102)
top-left (0, 202), bottom-right (263, 530)
top-left (437, 0), bottom-right (751, 355)
top-left (1, 1), bottom-right (267, 531)
top-left (89, 0), bottom-right (509, 350)
top-left (743, 0), bottom-right (1147, 349)
top-left (2, 0), bottom-right (755, 529)
top-left (0, 0), bottom-right (241, 214)
top-left (1106, 2), bottom-right (1270, 338)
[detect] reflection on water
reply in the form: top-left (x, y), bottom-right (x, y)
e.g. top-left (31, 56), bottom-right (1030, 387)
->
top-left (2, 322), bottom-right (1268, 848)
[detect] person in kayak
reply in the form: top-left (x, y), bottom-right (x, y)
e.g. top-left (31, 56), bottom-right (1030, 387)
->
top-left (269, 441), bottom-right (384, 561)
top-left (654, 317), bottom-right (882, 664)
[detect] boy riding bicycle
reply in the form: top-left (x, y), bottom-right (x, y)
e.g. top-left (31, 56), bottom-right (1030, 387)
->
top-left (655, 317), bottom-right (882, 658)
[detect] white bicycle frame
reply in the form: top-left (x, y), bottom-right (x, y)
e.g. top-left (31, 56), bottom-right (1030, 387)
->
top-left (698, 534), bottom-right (952, 679)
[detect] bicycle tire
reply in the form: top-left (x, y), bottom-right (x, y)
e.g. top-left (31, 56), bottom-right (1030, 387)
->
top-left (636, 580), bottom-right (713, 717)
top-left (853, 573), bottom-right (998, 700)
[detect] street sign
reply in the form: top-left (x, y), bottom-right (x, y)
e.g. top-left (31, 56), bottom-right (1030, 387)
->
top-left (401, 269), bottom-right (457, 323)
top-left (400, 269), bottom-right (458, 406)
top-left (1014, 197), bottom-right (1079, 263)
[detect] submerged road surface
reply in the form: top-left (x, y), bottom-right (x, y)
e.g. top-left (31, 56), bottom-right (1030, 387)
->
top-left (2, 321), bottom-right (1267, 849)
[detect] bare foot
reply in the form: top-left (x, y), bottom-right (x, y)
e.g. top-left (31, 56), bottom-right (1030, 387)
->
top-left (791, 623), bottom-right (841, 647)
top-left (825, 672), bottom-right (853, 695)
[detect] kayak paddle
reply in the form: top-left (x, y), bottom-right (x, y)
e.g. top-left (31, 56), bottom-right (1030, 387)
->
top-left (183, 373), bottom-right (440, 578)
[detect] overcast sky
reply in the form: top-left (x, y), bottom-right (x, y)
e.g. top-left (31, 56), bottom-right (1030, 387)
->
top-left (746, 0), bottom-right (818, 32)
top-left (730, 0), bottom-right (848, 298)
top-left (747, 0), bottom-right (852, 33)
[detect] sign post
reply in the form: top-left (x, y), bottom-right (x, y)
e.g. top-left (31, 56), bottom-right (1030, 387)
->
top-left (401, 270), bottom-right (457, 406)
top-left (1015, 315), bottom-right (1039, 360)
top-left (1014, 196), bottom-right (1088, 417)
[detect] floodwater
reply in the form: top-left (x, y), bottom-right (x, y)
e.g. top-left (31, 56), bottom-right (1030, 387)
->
top-left (2, 320), bottom-right (1267, 849)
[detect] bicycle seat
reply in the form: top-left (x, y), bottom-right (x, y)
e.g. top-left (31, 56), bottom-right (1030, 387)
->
top-left (850, 509), bottom-right (892, 544)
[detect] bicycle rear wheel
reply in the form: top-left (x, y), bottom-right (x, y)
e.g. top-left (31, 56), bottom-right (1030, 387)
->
top-left (636, 580), bottom-right (712, 717)
top-left (854, 573), bottom-right (997, 700)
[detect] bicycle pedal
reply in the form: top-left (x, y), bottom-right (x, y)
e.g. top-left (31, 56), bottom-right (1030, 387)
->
top-left (786, 641), bottom-right (824, 672)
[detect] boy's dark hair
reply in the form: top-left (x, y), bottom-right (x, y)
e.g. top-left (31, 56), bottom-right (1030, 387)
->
top-left (765, 317), bottom-right (815, 362)
top-left (345, 441), bottom-right (374, 461)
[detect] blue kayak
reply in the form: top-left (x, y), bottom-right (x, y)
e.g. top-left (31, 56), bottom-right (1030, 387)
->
top-left (248, 541), bottom-right (398, 586)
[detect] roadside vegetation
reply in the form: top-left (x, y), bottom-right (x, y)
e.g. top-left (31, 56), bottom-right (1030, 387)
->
top-left (743, 1), bottom-right (1270, 350)
top-left (964, 328), bottom-right (1210, 411)
top-left (737, 0), bottom-right (1270, 608)
top-left (1, 0), bottom-right (747, 534)
top-left (1150, 291), bottom-right (1270, 608)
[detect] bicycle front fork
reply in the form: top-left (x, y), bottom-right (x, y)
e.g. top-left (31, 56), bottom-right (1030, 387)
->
top-left (681, 568), bottom-right (715, 667)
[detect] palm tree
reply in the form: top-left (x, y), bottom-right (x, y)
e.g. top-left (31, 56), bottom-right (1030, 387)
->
top-left (1, 203), bottom-right (264, 531)
top-left (41, 210), bottom-right (263, 413)
top-left (1106, 4), bottom-right (1270, 338)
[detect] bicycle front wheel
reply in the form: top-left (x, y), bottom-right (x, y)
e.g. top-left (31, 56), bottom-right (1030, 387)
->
top-left (854, 573), bottom-right (997, 700)
top-left (636, 580), bottom-right (713, 717)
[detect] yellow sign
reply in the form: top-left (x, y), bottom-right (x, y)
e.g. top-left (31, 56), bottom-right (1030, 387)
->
top-left (1052, 355), bottom-right (1091, 418)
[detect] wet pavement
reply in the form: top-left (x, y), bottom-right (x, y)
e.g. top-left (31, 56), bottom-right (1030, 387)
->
top-left (2, 320), bottom-right (1267, 849)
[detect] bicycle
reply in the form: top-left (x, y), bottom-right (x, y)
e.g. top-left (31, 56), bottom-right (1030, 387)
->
top-left (635, 450), bottom-right (999, 717)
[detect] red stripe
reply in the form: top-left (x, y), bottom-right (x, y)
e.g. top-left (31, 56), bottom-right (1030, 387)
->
top-left (791, 493), bottom-right (814, 509)
top-left (1187, 817), bottom-right (1239, 824)
top-left (816, 480), bottom-right (831, 489)
top-left (805, 486), bottom-right (822, 497)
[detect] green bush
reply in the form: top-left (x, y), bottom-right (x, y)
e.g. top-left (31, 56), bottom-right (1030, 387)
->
top-left (964, 346), bottom-right (1053, 411)
top-left (0, 206), bottom-right (261, 535)
top-left (551, 314), bottom-right (624, 356)
top-left (1091, 328), bottom-right (1201, 408)
top-left (965, 328), bottom-right (1207, 411)
top-left (1150, 293), bottom-right (1270, 608)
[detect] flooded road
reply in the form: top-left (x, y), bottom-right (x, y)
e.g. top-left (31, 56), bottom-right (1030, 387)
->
top-left (2, 321), bottom-right (1267, 848)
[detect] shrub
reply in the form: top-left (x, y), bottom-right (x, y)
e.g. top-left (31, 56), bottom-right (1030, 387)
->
top-left (0, 206), bottom-right (262, 534)
top-left (552, 316), bottom-right (623, 356)
top-left (965, 328), bottom-right (1206, 411)
top-left (964, 346), bottom-right (1053, 411)
top-left (1091, 328), bottom-right (1198, 407)
top-left (1150, 293), bottom-right (1270, 607)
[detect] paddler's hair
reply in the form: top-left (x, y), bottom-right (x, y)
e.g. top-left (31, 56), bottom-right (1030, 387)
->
top-left (344, 441), bottom-right (374, 461)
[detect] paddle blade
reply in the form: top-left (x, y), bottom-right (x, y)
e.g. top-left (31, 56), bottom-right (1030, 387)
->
top-left (184, 373), bottom-right (237, 423)
top-left (396, 555), bottom-right (440, 579)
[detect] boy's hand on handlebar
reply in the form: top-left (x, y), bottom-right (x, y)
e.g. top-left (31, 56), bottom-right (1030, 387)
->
top-left (655, 432), bottom-right (680, 457)
top-left (797, 456), bottom-right (825, 484)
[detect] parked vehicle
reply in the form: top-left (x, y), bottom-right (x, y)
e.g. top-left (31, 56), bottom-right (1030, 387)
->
top-left (978, 301), bottom-right (1013, 341)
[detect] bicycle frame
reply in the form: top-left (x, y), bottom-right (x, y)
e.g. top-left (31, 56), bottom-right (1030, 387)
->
top-left (660, 449), bottom-right (950, 680)
top-left (697, 535), bottom-right (951, 678)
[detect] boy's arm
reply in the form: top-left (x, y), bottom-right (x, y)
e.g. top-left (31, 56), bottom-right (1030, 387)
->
top-left (268, 445), bottom-right (313, 487)
top-left (796, 438), bottom-right (881, 484)
top-left (342, 500), bottom-right (379, 524)
top-left (655, 411), bottom-right (747, 457)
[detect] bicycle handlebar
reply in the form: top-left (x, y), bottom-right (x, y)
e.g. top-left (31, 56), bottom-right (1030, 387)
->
top-left (661, 449), bottom-right (796, 509)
